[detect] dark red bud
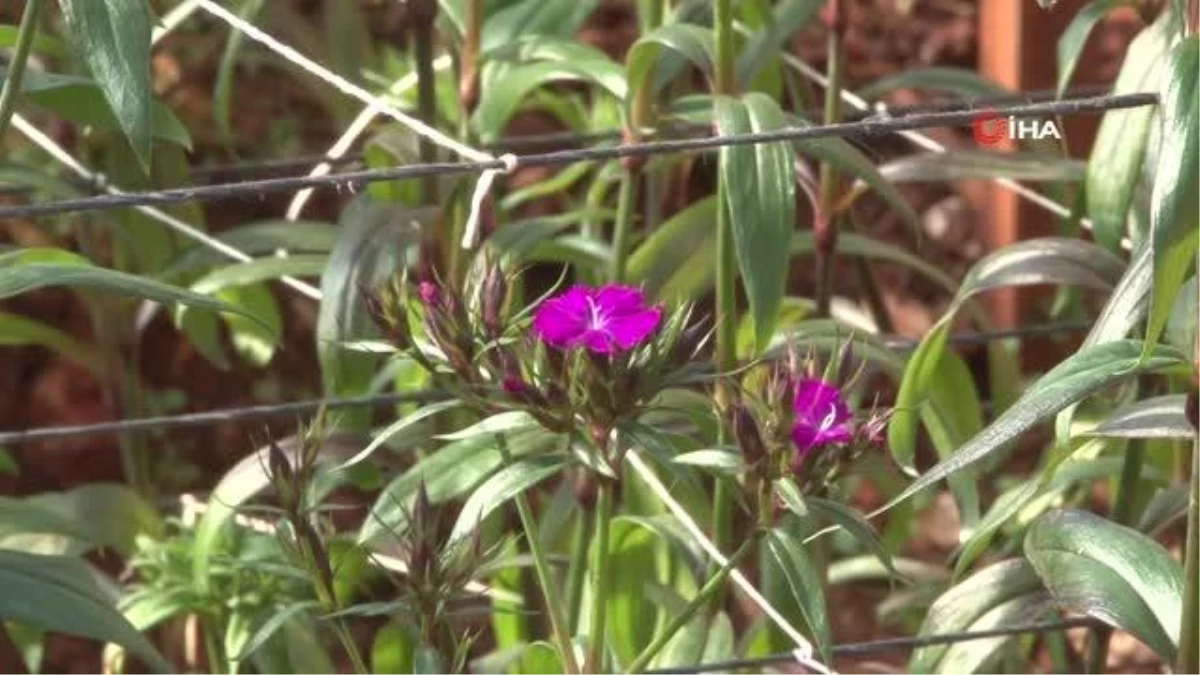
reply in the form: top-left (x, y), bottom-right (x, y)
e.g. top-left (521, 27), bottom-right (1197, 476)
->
top-left (730, 404), bottom-right (766, 465)
top-left (481, 265), bottom-right (508, 335)
top-left (1186, 388), bottom-right (1198, 431)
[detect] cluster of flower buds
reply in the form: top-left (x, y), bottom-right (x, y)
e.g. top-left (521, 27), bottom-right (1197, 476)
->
top-left (383, 482), bottom-right (495, 671)
top-left (360, 252), bottom-right (514, 389)
top-left (729, 339), bottom-right (891, 498)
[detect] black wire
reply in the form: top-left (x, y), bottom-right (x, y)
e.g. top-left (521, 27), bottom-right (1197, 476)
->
top-left (0, 321), bottom-right (1090, 445)
top-left (0, 92), bottom-right (1156, 221)
top-left (645, 617), bottom-right (1101, 673)
top-left (0, 390), bottom-right (446, 446)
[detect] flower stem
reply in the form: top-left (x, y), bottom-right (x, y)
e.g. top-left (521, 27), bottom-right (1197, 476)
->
top-left (814, 0), bottom-right (846, 318)
top-left (0, 0), bottom-right (42, 140)
top-left (710, 0), bottom-right (737, 605)
top-left (608, 171), bottom-right (637, 283)
top-left (413, 1), bottom-right (440, 206)
top-left (515, 492), bottom-right (581, 674)
top-left (585, 480), bottom-right (614, 672)
top-left (566, 506), bottom-right (592, 633)
top-left (1178, 436), bottom-right (1199, 674)
top-left (626, 535), bottom-right (758, 673)
top-left (332, 619), bottom-right (369, 675)
top-left (1086, 439), bottom-right (1145, 673)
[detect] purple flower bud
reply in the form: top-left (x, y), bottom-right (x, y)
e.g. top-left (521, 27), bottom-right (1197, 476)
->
top-left (418, 281), bottom-right (440, 307)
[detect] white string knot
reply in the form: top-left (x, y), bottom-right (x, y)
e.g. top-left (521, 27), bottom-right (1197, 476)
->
top-left (461, 153), bottom-right (519, 250)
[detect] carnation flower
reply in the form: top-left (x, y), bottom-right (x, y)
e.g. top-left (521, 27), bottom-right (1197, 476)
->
top-left (531, 284), bottom-right (662, 354)
top-left (790, 378), bottom-right (853, 454)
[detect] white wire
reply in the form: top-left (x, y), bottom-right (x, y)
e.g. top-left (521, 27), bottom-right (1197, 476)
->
top-left (194, 0), bottom-right (503, 250)
top-left (10, 116), bottom-right (324, 300)
top-left (626, 449), bottom-right (836, 674)
top-left (153, 0), bottom-right (202, 41)
top-left (195, 0), bottom-right (490, 164)
top-left (284, 55), bottom-right (453, 221)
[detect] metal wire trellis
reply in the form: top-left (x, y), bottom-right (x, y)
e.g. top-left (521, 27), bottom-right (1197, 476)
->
top-left (644, 617), bottom-right (1102, 674)
top-left (0, 320), bottom-right (1091, 446)
top-left (0, 8), bottom-right (1163, 672)
top-left (0, 91), bottom-right (1157, 222)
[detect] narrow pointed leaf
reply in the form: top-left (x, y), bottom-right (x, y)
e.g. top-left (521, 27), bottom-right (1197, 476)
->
top-left (1024, 509), bottom-right (1183, 660)
top-left (716, 94), bottom-right (795, 352)
top-left (1146, 36), bottom-right (1199, 351)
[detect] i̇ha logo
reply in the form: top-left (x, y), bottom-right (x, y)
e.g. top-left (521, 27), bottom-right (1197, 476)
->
top-left (972, 109), bottom-right (1062, 147)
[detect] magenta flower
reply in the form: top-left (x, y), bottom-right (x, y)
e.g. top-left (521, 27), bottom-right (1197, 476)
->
top-left (417, 281), bottom-right (440, 306)
top-left (531, 284), bottom-right (663, 354)
top-left (791, 378), bottom-right (853, 454)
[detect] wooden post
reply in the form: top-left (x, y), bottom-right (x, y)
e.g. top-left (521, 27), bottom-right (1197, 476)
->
top-left (977, 0), bottom-right (1136, 365)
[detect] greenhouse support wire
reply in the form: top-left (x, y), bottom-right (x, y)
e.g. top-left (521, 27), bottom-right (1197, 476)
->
top-left (0, 86), bottom-right (1114, 199)
top-left (644, 617), bottom-right (1102, 674)
top-left (0, 92), bottom-right (1158, 222)
top-left (0, 320), bottom-right (1090, 446)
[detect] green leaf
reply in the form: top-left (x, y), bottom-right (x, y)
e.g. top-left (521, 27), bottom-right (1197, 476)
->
top-left (879, 340), bottom-right (1187, 514)
top-left (787, 120), bottom-right (920, 236)
top-left (889, 238), bottom-right (1127, 474)
top-left (450, 455), bottom-right (567, 542)
top-left (0, 551), bottom-right (171, 672)
top-left (190, 255), bottom-right (328, 294)
top-left (0, 248), bottom-right (270, 330)
top-left (806, 498), bottom-right (895, 578)
top-left (1146, 36), bottom-right (1199, 351)
top-left (936, 594), bottom-right (1056, 673)
top-left (361, 426), bottom-right (554, 543)
top-left (216, 283), bottom-right (283, 367)
top-left (604, 519), bottom-right (663, 665)
top-left (625, 23), bottom-right (714, 123)
top-left (317, 198), bottom-right (424, 416)
top-left (0, 310), bottom-right (101, 374)
top-left (672, 448), bottom-right (746, 476)
top-left (715, 93), bottom-right (795, 353)
top-left (627, 196), bottom-right (717, 300)
top-left (0, 69), bottom-right (190, 148)
top-left (516, 642), bottom-right (564, 674)
top-left (25, 484), bottom-right (162, 556)
top-left (734, 0), bottom-right (822, 87)
top-left (859, 150), bottom-right (1085, 188)
top-left (1024, 509), bottom-right (1183, 659)
top-left (58, 0), bottom-right (154, 170)
top-left (1086, 13), bottom-right (1177, 251)
top-left (478, 0), bottom-right (600, 53)
top-left (163, 220), bottom-right (337, 277)
top-left (764, 528), bottom-right (830, 661)
top-left (858, 67), bottom-right (1006, 100)
top-left (1084, 394), bottom-right (1192, 439)
top-left (213, 0), bottom-right (267, 147)
top-left (475, 57), bottom-right (623, 142)
top-left (1057, 0), bottom-right (1137, 94)
top-left (1166, 275), bottom-right (1198, 353)
top-left (909, 558), bottom-right (1043, 672)
top-left (230, 601), bottom-right (320, 661)
top-left (338, 399), bottom-right (460, 470)
top-left (1137, 484), bottom-right (1191, 535)
top-left (0, 24), bottom-right (66, 58)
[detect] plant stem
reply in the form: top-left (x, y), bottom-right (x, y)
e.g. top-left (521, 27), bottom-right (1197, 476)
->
top-left (585, 481), bottom-right (614, 673)
top-left (846, 212), bottom-right (894, 332)
top-left (814, 0), bottom-right (845, 318)
top-left (565, 506), bottom-right (592, 633)
top-left (515, 493), bottom-right (580, 674)
top-left (0, 0), bottom-right (43, 140)
top-left (608, 172), bottom-right (637, 282)
top-left (412, 0), bottom-right (440, 206)
top-left (710, 0), bottom-right (737, 603)
top-left (331, 618), bottom-right (369, 674)
top-left (1086, 440), bottom-right (1146, 673)
top-left (1176, 248), bottom-right (1200, 672)
top-left (626, 535), bottom-right (758, 673)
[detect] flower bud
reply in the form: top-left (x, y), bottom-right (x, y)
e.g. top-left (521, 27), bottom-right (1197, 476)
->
top-left (729, 404), bottom-right (766, 466)
top-left (1180, 367), bottom-right (1200, 429)
top-left (835, 337), bottom-right (856, 387)
top-left (480, 264), bottom-right (508, 336)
